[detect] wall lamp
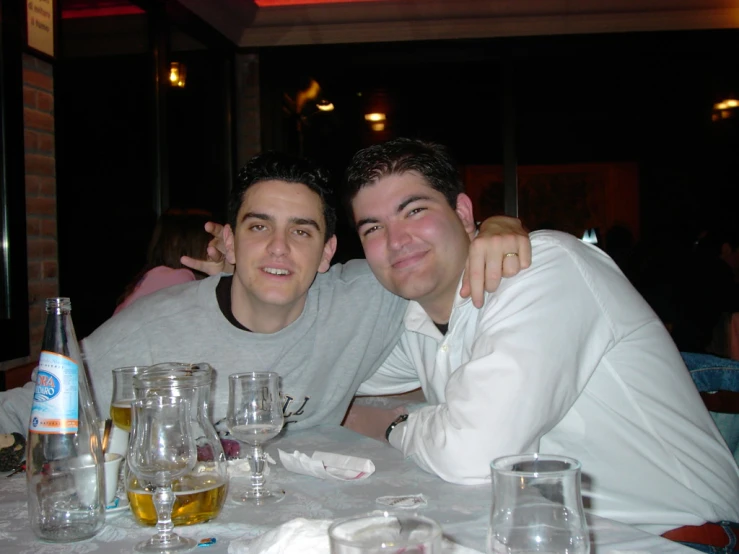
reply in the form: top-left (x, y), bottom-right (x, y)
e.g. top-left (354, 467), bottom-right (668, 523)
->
top-left (169, 62), bottom-right (186, 88)
top-left (712, 97), bottom-right (738, 121)
top-left (364, 112), bottom-right (386, 131)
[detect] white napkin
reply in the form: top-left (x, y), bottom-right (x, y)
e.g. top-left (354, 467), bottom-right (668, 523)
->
top-left (278, 449), bottom-right (375, 480)
top-left (227, 517), bottom-right (484, 554)
top-left (229, 518), bottom-right (331, 554)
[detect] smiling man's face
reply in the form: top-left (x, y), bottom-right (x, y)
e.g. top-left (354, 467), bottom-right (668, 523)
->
top-left (224, 179), bottom-right (336, 331)
top-left (352, 171), bottom-right (476, 323)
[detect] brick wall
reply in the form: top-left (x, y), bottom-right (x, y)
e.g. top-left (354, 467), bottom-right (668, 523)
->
top-left (23, 53), bottom-right (58, 360)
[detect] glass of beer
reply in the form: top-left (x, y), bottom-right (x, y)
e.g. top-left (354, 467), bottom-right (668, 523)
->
top-left (111, 366), bottom-right (146, 431)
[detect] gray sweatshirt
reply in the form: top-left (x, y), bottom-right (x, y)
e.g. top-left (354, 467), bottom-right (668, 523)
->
top-left (0, 260), bottom-right (408, 434)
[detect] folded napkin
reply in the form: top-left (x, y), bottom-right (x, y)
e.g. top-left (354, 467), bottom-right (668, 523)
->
top-left (227, 517), bottom-right (484, 554)
top-left (278, 449), bottom-right (375, 480)
top-left (229, 518), bottom-right (331, 554)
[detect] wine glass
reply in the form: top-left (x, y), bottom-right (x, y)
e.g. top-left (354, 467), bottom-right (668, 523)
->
top-left (111, 366), bottom-right (146, 432)
top-left (128, 395), bottom-right (197, 553)
top-left (227, 372), bottom-right (285, 504)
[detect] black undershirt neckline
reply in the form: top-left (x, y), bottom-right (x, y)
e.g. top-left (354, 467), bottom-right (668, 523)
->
top-left (216, 275), bottom-right (252, 332)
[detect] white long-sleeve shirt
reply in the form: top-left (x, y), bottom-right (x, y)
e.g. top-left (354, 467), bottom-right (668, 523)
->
top-left (362, 230), bottom-right (739, 534)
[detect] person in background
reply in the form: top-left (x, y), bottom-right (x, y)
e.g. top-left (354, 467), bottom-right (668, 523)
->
top-left (345, 138), bottom-right (739, 546)
top-left (115, 209), bottom-right (212, 314)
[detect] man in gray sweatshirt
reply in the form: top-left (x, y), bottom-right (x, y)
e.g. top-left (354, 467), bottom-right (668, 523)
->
top-left (0, 151), bottom-right (529, 435)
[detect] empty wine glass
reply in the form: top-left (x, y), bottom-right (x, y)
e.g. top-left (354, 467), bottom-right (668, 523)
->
top-left (227, 372), bottom-right (285, 504)
top-left (128, 395), bottom-right (197, 553)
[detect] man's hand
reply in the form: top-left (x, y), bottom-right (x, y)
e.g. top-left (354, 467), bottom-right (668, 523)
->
top-left (461, 216), bottom-right (532, 308)
top-left (180, 221), bottom-right (234, 276)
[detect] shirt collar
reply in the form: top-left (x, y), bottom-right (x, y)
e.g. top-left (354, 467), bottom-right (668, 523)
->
top-left (402, 274), bottom-right (473, 337)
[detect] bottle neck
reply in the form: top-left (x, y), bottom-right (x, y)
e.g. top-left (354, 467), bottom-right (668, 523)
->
top-left (45, 297), bottom-right (72, 315)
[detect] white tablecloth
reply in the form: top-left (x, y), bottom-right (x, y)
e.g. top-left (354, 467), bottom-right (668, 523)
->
top-left (0, 425), bottom-right (695, 554)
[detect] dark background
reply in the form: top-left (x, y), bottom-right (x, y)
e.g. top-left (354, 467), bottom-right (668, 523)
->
top-left (55, 27), bottom-right (739, 336)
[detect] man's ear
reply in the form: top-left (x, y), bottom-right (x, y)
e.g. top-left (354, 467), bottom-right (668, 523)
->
top-left (318, 235), bottom-right (338, 274)
top-left (455, 193), bottom-right (477, 238)
top-left (223, 224), bottom-right (237, 266)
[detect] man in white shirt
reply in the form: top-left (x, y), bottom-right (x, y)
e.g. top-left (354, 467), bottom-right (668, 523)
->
top-left (346, 138), bottom-right (739, 543)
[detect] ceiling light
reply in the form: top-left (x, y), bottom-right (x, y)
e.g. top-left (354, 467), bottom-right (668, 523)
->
top-left (316, 99), bottom-right (334, 112)
top-left (364, 113), bottom-right (386, 122)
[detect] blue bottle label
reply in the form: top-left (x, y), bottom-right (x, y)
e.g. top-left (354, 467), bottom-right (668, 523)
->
top-left (29, 351), bottom-right (79, 434)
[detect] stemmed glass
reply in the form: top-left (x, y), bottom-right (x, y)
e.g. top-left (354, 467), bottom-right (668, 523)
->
top-left (227, 372), bottom-right (285, 504)
top-left (128, 395), bottom-right (197, 553)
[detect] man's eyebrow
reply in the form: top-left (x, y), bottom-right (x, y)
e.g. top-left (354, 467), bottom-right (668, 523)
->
top-left (356, 216), bottom-right (379, 229)
top-left (290, 217), bottom-right (321, 231)
top-left (241, 212), bottom-right (322, 232)
top-left (398, 195), bottom-right (433, 212)
top-left (356, 195), bottom-right (434, 230)
top-left (240, 211), bottom-right (272, 223)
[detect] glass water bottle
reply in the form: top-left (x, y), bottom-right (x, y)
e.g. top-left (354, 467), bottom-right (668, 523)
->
top-left (26, 297), bottom-right (105, 542)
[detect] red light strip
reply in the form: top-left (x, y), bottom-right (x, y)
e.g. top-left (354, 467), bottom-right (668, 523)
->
top-left (62, 5), bottom-right (144, 19)
top-left (255, 0), bottom-right (386, 6)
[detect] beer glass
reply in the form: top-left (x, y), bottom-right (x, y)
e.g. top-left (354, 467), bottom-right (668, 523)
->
top-left (111, 366), bottom-right (146, 432)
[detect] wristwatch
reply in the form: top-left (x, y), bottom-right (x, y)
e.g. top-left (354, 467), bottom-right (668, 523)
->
top-left (385, 413), bottom-right (409, 441)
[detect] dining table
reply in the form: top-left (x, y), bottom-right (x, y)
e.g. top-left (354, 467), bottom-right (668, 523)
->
top-left (0, 425), bottom-right (695, 554)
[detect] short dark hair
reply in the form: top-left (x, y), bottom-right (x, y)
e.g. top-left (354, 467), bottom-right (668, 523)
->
top-left (228, 151), bottom-right (336, 242)
top-left (344, 138), bottom-right (463, 222)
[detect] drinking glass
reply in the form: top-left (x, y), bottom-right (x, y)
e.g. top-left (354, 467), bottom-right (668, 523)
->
top-left (111, 366), bottom-right (146, 432)
top-left (487, 454), bottom-right (590, 554)
top-left (227, 372), bottom-right (285, 504)
top-left (329, 512), bottom-right (442, 554)
top-left (128, 395), bottom-right (197, 553)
